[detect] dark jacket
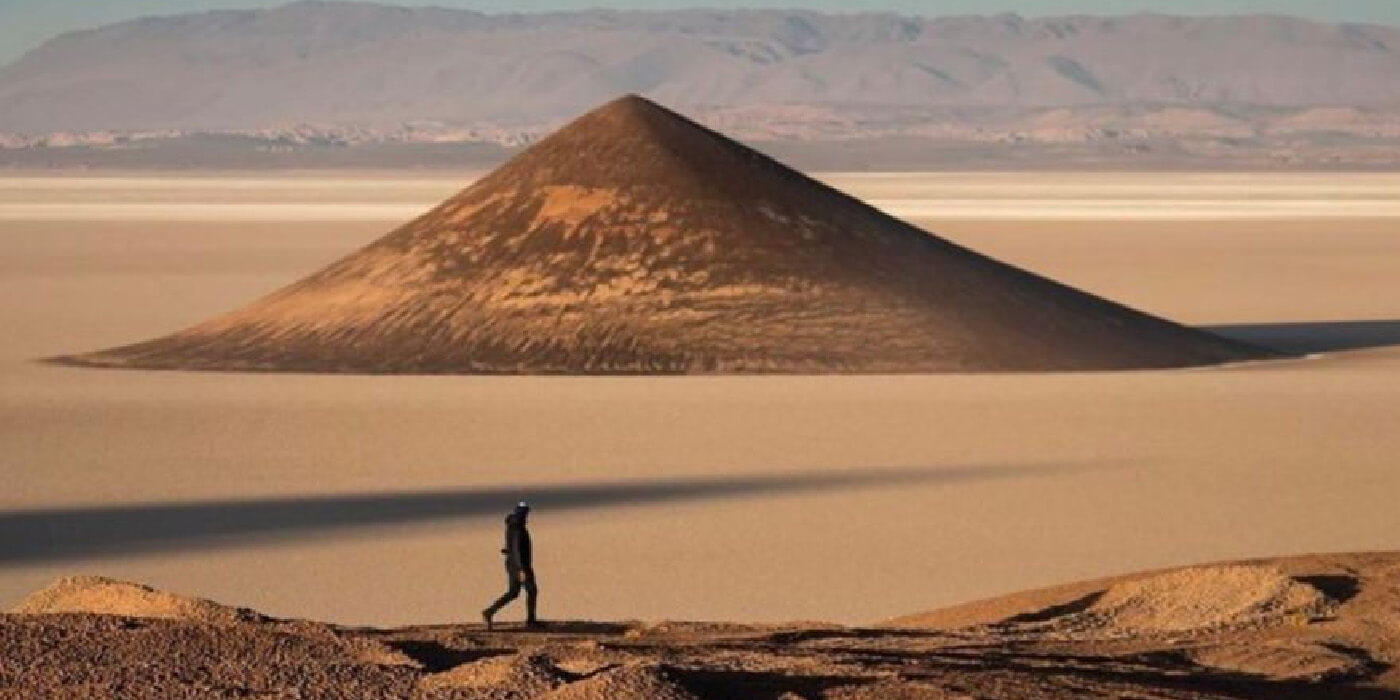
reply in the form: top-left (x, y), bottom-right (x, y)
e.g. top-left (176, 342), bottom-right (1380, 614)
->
top-left (502, 512), bottom-right (532, 571)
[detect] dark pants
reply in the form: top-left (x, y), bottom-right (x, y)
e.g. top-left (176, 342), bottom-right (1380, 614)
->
top-left (485, 566), bottom-right (537, 622)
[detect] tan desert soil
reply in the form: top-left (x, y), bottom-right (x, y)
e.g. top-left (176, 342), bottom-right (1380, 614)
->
top-left (56, 95), bottom-right (1272, 374)
top-left (4, 552), bottom-right (1398, 699)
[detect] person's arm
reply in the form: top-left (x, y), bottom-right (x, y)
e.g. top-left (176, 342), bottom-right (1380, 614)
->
top-left (505, 525), bottom-right (524, 569)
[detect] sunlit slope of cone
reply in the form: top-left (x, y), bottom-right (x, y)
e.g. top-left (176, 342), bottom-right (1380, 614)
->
top-left (57, 96), bottom-right (1279, 374)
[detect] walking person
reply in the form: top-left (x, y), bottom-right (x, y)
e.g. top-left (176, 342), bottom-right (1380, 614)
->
top-left (482, 501), bottom-right (539, 629)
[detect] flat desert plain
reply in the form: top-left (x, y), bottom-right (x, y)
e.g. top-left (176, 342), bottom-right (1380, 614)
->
top-left (1, 172), bottom-right (1398, 627)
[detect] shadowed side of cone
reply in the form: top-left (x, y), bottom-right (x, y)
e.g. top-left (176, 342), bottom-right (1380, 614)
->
top-left (53, 95), bottom-right (1284, 374)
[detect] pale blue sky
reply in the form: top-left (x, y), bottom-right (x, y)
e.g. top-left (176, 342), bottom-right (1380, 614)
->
top-left (1, 0), bottom-right (1396, 66)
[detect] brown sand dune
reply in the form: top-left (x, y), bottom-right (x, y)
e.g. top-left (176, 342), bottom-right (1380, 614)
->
top-left (6, 552), bottom-right (1399, 699)
top-left (55, 96), bottom-right (1274, 374)
top-left (888, 551), bottom-right (1399, 630)
top-left (1061, 564), bottom-right (1336, 635)
top-left (12, 575), bottom-right (263, 625)
top-left (897, 563), bottom-right (1340, 640)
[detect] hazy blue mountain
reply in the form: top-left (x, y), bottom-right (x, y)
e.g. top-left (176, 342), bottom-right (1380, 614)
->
top-left (1, 1), bottom-right (1398, 132)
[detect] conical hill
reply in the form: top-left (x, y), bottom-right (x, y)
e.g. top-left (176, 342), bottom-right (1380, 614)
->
top-left (57, 95), bottom-right (1278, 373)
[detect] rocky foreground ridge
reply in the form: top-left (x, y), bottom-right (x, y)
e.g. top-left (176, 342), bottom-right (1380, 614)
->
top-left (5, 553), bottom-right (1400, 699)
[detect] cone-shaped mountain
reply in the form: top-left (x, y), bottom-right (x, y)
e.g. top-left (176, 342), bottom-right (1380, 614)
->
top-left (58, 96), bottom-right (1279, 373)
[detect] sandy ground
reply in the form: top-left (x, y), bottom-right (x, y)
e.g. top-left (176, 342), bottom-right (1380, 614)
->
top-left (1, 173), bottom-right (1398, 627)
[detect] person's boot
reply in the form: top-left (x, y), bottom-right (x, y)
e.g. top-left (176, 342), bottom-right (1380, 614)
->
top-left (481, 608), bottom-right (494, 631)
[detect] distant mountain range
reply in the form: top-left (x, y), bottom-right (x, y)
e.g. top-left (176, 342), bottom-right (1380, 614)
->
top-left (1, 2), bottom-right (1398, 168)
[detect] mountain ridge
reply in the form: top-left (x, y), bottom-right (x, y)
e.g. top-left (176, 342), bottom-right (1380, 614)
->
top-left (3, 2), bottom-right (1399, 134)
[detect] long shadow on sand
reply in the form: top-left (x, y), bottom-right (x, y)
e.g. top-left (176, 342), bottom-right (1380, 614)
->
top-left (0, 464), bottom-right (1075, 565)
top-left (1204, 319), bottom-right (1400, 355)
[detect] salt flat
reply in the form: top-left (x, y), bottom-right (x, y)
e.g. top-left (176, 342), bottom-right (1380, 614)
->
top-left (1, 173), bottom-right (1398, 626)
top-left (3, 172), bottom-right (1398, 221)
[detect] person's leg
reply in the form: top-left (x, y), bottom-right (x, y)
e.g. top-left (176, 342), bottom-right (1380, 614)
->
top-left (483, 568), bottom-right (523, 628)
top-left (523, 570), bottom-right (539, 625)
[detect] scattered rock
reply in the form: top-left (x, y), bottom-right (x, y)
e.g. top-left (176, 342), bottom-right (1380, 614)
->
top-left (540, 663), bottom-right (698, 700)
top-left (1187, 640), bottom-right (1373, 682)
top-left (419, 651), bottom-right (571, 695)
